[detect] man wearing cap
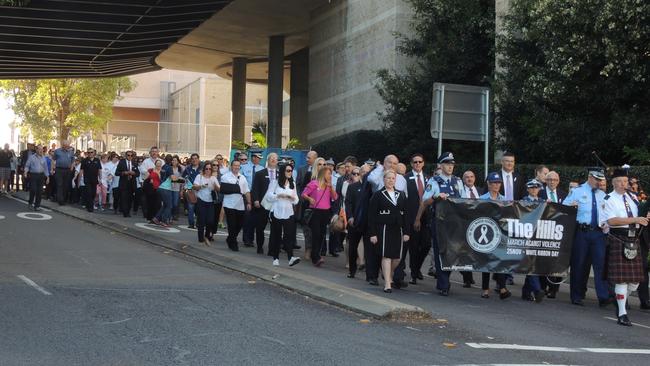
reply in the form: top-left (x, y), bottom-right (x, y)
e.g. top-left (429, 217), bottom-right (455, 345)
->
top-left (414, 152), bottom-right (463, 296)
top-left (240, 151), bottom-right (264, 247)
top-left (563, 167), bottom-right (611, 306)
top-left (600, 168), bottom-right (649, 326)
top-left (521, 179), bottom-right (546, 302)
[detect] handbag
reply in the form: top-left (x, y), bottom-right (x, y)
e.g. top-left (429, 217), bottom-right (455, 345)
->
top-left (301, 187), bottom-right (327, 225)
top-left (330, 206), bottom-right (348, 232)
top-left (261, 181), bottom-right (277, 211)
top-left (623, 239), bottom-right (639, 260)
top-left (186, 189), bottom-right (198, 204)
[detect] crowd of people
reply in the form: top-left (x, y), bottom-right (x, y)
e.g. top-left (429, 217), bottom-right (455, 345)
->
top-left (3, 141), bottom-right (649, 327)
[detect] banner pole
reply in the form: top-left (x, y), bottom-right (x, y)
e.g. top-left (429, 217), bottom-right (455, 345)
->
top-left (484, 90), bottom-right (490, 178)
top-left (438, 84), bottom-right (446, 158)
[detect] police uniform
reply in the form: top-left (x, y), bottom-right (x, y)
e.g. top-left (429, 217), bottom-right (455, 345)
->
top-left (520, 179), bottom-right (545, 302)
top-left (563, 167), bottom-right (609, 306)
top-left (240, 151), bottom-right (264, 246)
top-left (600, 168), bottom-right (645, 326)
top-left (423, 152), bottom-right (463, 295)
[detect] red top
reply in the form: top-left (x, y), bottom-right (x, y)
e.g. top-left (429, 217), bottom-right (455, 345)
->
top-left (148, 168), bottom-right (161, 189)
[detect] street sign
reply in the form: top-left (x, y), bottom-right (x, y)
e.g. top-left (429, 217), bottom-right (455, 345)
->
top-left (430, 82), bottom-right (490, 176)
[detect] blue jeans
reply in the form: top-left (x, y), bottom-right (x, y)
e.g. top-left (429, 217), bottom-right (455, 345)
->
top-left (155, 188), bottom-right (173, 223)
top-left (170, 190), bottom-right (180, 217)
top-left (187, 199), bottom-right (197, 226)
top-left (522, 275), bottom-right (542, 298)
top-left (570, 230), bottom-right (609, 302)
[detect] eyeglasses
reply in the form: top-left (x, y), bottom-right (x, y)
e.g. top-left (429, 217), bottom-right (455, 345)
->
top-left (204, 168), bottom-right (212, 171)
top-left (352, 172), bottom-right (360, 176)
top-left (126, 154), bottom-right (133, 157)
top-left (412, 160), bottom-right (424, 164)
top-left (240, 158), bottom-right (248, 162)
top-left (216, 158), bottom-right (223, 160)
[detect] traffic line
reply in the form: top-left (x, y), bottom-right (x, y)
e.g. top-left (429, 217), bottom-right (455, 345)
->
top-left (466, 342), bottom-right (650, 354)
top-left (5, 194), bottom-right (52, 211)
top-left (17, 275), bottom-right (52, 296)
top-left (604, 316), bottom-right (650, 329)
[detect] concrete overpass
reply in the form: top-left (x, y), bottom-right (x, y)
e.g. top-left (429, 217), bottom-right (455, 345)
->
top-left (0, 0), bottom-right (412, 147)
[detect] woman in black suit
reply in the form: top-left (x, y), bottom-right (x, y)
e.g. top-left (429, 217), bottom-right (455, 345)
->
top-left (368, 170), bottom-right (410, 293)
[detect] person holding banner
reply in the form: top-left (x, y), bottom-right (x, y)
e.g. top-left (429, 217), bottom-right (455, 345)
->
top-left (414, 152), bottom-right (463, 296)
top-left (600, 168), bottom-right (648, 326)
top-left (563, 167), bottom-right (610, 307)
top-left (479, 172), bottom-right (511, 300)
top-left (368, 170), bottom-right (410, 293)
top-left (520, 179), bottom-right (546, 303)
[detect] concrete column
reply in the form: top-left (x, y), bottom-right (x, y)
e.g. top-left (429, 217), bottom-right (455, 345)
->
top-left (267, 35), bottom-right (284, 148)
top-left (289, 48), bottom-right (309, 145)
top-left (231, 57), bottom-right (247, 145)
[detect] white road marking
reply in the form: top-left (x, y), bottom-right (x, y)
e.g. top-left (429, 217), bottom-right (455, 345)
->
top-left (17, 275), bottom-right (52, 296)
top-left (5, 195), bottom-right (52, 211)
top-left (466, 342), bottom-right (650, 354)
top-left (16, 212), bottom-right (52, 221)
top-left (102, 318), bottom-right (132, 325)
top-left (177, 225), bottom-right (197, 231)
top-left (0, 215), bottom-right (5, 220)
top-left (604, 316), bottom-right (650, 329)
top-left (135, 222), bottom-right (180, 233)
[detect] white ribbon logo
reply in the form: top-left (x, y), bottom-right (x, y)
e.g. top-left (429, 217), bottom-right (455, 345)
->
top-left (478, 225), bottom-right (489, 244)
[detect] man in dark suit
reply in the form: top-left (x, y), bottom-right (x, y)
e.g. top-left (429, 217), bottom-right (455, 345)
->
top-left (537, 170), bottom-right (568, 298)
top-left (251, 152), bottom-right (279, 254)
top-left (461, 170), bottom-right (485, 199)
top-left (115, 150), bottom-right (139, 217)
top-left (296, 150), bottom-right (317, 259)
top-left (499, 151), bottom-right (526, 200)
top-left (401, 153), bottom-right (430, 285)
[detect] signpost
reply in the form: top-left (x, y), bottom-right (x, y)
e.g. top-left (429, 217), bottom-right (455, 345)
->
top-left (431, 83), bottom-right (490, 177)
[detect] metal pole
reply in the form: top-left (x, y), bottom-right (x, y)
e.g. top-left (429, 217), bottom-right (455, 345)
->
top-left (437, 84), bottom-right (445, 158)
top-left (484, 90), bottom-right (490, 178)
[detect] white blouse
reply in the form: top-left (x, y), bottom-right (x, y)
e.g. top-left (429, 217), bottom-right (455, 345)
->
top-left (264, 180), bottom-right (299, 219)
top-left (193, 174), bottom-right (220, 202)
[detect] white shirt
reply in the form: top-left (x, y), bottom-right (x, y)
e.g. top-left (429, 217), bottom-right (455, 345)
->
top-left (601, 190), bottom-right (639, 229)
top-left (139, 157), bottom-right (164, 180)
top-left (545, 187), bottom-right (559, 202)
top-left (462, 185), bottom-right (480, 199)
top-left (221, 171), bottom-right (249, 211)
top-left (368, 164), bottom-right (407, 196)
top-left (107, 160), bottom-right (119, 187)
top-left (100, 162), bottom-right (111, 187)
top-left (265, 180), bottom-right (299, 219)
top-left (501, 169), bottom-right (513, 200)
top-left (193, 174), bottom-right (220, 202)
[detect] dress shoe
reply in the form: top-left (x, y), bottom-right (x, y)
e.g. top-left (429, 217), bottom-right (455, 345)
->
top-left (243, 242), bottom-right (254, 247)
top-left (463, 282), bottom-right (472, 288)
top-left (640, 301), bottom-right (650, 310)
top-left (499, 290), bottom-right (512, 300)
top-left (368, 279), bottom-right (379, 286)
top-left (392, 281), bottom-right (408, 289)
top-left (546, 291), bottom-right (557, 299)
top-left (416, 272), bottom-right (424, 280)
top-left (617, 314), bottom-right (632, 326)
top-left (293, 245), bottom-right (302, 250)
top-left (383, 288), bottom-right (392, 293)
top-left (409, 278), bottom-right (417, 285)
top-left (329, 252), bottom-right (339, 258)
top-left (571, 299), bottom-right (584, 306)
top-left (358, 264), bottom-right (365, 271)
top-left (427, 267), bottom-right (435, 276)
top-left (229, 245), bottom-right (239, 252)
top-left (347, 273), bottom-right (355, 278)
top-left (521, 293), bottom-right (534, 301)
top-left (257, 247), bottom-right (264, 254)
top-left (439, 289), bottom-right (449, 296)
top-left (599, 298), bottom-right (613, 308)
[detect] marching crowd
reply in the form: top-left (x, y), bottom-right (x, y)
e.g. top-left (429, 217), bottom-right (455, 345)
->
top-left (2, 141), bottom-right (649, 327)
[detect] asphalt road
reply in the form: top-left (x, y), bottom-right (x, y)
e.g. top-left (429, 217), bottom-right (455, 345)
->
top-left (1, 195), bottom-right (649, 366)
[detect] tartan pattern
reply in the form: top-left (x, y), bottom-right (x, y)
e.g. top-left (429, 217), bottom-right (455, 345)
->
top-left (606, 235), bottom-right (644, 283)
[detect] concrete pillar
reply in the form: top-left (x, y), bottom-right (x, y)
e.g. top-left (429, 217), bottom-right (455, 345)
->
top-left (289, 48), bottom-right (309, 145)
top-left (267, 35), bottom-right (284, 148)
top-left (231, 57), bottom-right (247, 145)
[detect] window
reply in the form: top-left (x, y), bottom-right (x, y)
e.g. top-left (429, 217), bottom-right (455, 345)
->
top-left (109, 135), bottom-right (136, 153)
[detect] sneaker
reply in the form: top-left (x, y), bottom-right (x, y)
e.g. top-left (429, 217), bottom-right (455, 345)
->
top-left (272, 259), bottom-right (280, 266)
top-left (289, 257), bottom-right (301, 267)
top-left (33, 206), bottom-right (42, 211)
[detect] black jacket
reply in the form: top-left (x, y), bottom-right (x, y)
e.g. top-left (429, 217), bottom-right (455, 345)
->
top-left (115, 159), bottom-right (139, 189)
top-left (499, 170), bottom-right (527, 200)
top-left (538, 187), bottom-right (568, 203)
top-left (251, 167), bottom-right (278, 203)
top-left (367, 188), bottom-right (410, 237)
top-left (404, 170), bottom-right (427, 225)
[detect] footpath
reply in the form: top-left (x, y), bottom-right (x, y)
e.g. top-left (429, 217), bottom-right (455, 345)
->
top-left (9, 190), bottom-right (624, 322)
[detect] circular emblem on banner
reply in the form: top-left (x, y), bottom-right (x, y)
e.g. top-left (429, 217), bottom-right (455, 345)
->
top-left (466, 217), bottom-right (502, 253)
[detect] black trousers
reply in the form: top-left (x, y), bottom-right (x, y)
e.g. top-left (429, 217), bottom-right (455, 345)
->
top-left (134, 187), bottom-right (143, 213)
top-left (84, 181), bottom-right (97, 212)
top-left (225, 207), bottom-right (245, 248)
top-left (482, 273), bottom-right (506, 291)
top-left (112, 187), bottom-right (120, 212)
top-left (55, 168), bottom-right (72, 204)
top-left (120, 184), bottom-right (135, 217)
top-left (308, 209), bottom-right (330, 264)
top-left (28, 173), bottom-right (45, 208)
top-left (638, 243), bottom-right (649, 304)
top-left (393, 242), bottom-right (409, 282)
top-left (211, 201), bottom-right (223, 235)
top-left (347, 229), bottom-right (363, 275)
top-left (407, 223), bottom-right (430, 277)
top-left (269, 214), bottom-right (296, 260)
top-left (364, 232), bottom-right (382, 281)
top-left (540, 276), bottom-right (562, 294)
top-left (196, 199), bottom-right (215, 242)
top-left (255, 207), bottom-right (270, 250)
top-left (144, 190), bottom-right (160, 220)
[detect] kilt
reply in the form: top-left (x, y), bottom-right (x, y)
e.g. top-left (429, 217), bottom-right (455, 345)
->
top-left (0, 167), bottom-right (10, 180)
top-left (606, 234), bottom-right (644, 283)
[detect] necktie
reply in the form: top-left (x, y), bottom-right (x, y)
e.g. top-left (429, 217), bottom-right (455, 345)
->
top-left (469, 187), bottom-right (477, 199)
top-left (416, 174), bottom-right (424, 198)
top-left (127, 161), bottom-right (131, 171)
top-left (590, 189), bottom-right (598, 227)
top-left (251, 165), bottom-right (256, 185)
top-left (623, 194), bottom-right (636, 236)
top-left (505, 174), bottom-right (513, 200)
top-left (550, 191), bottom-right (557, 203)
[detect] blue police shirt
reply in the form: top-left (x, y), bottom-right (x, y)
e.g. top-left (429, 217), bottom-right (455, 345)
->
top-left (563, 182), bottom-right (605, 224)
top-left (422, 174), bottom-right (463, 201)
top-left (53, 147), bottom-right (75, 168)
top-left (240, 162), bottom-right (263, 188)
top-left (479, 192), bottom-right (506, 201)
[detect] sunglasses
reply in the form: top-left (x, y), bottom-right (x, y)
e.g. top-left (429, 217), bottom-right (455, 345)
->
top-left (240, 158), bottom-right (248, 162)
top-left (216, 158), bottom-right (223, 160)
top-left (126, 154), bottom-right (133, 157)
top-left (204, 167), bottom-right (212, 171)
top-left (412, 160), bottom-right (423, 164)
top-left (285, 169), bottom-right (293, 173)
top-left (352, 172), bottom-right (360, 176)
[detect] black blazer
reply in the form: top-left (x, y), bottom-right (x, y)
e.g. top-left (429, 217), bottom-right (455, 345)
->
top-left (404, 170), bottom-right (427, 225)
top-left (115, 159), bottom-right (139, 189)
top-left (539, 187), bottom-right (567, 203)
top-left (499, 170), bottom-right (527, 200)
top-left (367, 188), bottom-right (410, 238)
top-left (251, 168), bottom-right (278, 203)
top-left (345, 181), bottom-right (363, 226)
top-left (297, 165), bottom-right (312, 195)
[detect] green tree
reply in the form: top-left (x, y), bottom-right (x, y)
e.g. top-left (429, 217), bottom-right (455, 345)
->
top-left (375, 0), bottom-right (495, 162)
top-left (0, 78), bottom-right (134, 144)
top-left (496, 0), bottom-right (650, 165)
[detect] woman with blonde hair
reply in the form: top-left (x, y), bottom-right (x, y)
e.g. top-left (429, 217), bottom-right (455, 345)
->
top-left (302, 165), bottom-right (337, 267)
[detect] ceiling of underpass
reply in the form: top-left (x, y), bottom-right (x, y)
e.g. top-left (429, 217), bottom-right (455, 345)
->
top-left (0, 0), bottom-right (329, 80)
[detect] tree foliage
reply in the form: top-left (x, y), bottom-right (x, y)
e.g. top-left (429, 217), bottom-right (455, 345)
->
top-left (375, 0), bottom-right (495, 162)
top-left (496, 0), bottom-right (650, 165)
top-left (0, 78), bottom-right (134, 144)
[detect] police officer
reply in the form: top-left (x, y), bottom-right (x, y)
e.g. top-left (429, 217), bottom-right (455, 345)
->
top-left (563, 167), bottom-right (611, 306)
top-left (240, 150), bottom-right (264, 247)
top-left (414, 152), bottom-right (463, 296)
top-left (521, 179), bottom-right (545, 303)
